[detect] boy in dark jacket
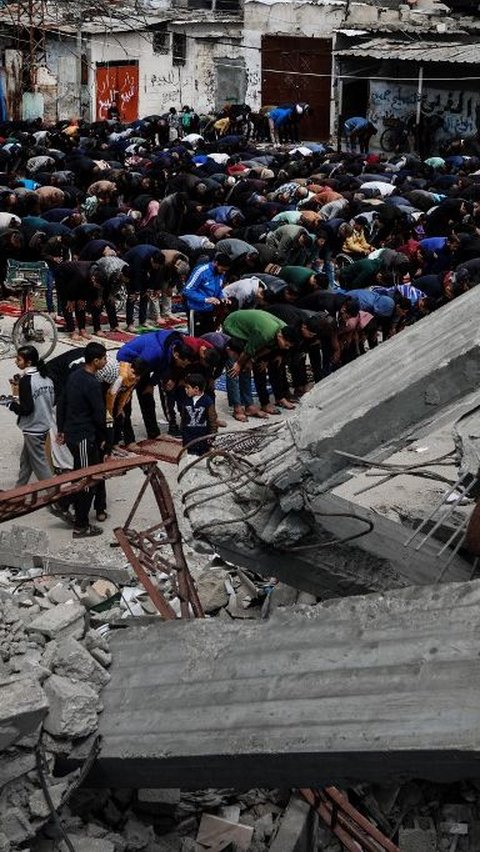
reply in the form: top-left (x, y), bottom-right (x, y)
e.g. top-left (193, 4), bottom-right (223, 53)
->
top-left (180, 373), bottom-right (216, 456)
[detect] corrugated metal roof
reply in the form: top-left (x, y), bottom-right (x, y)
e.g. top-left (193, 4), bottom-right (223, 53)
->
top-left (335, 37), bottom-right (480, 63)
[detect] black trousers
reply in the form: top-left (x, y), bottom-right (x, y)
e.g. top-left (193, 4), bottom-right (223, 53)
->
top-left (67, 438), bottom-right (106, 529)
top-left (122, 372), bottom-right (160, 440)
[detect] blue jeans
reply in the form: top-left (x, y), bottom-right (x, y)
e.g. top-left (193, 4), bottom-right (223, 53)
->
top-left (226, 358), bottom-right (253, 408)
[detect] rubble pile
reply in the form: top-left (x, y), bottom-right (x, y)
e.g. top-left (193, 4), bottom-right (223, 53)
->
top-left (0, 574), bottom-right (112, 851)
top-left (3, 527), bottom-right (480, 851)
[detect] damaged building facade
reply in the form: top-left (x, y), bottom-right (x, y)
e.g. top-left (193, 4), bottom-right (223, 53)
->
top-left (0, 0), bottom-right (477, 135)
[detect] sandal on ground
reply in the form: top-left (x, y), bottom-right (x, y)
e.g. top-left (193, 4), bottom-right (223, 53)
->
top-left (233, 407), bottom-right (248, 422)
top-left (245, 406), bottom-right (269, 419)
top-left (72, 525), bottom-right (103, 538)
top-left (49, 504), bottom-right (74, 525)
top-left (96, 511), bottom-right (108, 522)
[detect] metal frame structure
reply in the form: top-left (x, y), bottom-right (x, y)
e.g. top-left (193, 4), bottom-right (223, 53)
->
top-left (0, 456), bottom-right (203, 619)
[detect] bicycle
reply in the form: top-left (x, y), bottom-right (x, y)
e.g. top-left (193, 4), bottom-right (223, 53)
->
top-left (0, 260), bottom-right (58, 359)
top-left (380, 115), bottom-right (415, 154)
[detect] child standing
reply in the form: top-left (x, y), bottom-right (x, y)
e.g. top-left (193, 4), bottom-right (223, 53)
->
top-left (8, 345), bottom-right (55, 486)
top-left (180, 373), bottom-right (217, 456)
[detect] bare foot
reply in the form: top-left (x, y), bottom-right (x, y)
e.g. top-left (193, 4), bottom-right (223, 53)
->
top-left (125, 325), bottom-right (136, 334)
top-left (277, 397), bottom-right (296, 410)
top-left (70, 332), bottom-right (82, 341)
top-left (261, 403), bottom-right (281, 415)
top-left (79, 329), bottom-right (91, 339)
top-left (95, 330), bottom-right (107, 338)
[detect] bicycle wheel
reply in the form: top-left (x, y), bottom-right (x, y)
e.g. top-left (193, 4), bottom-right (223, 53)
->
top-left (380, 128), bottom-right (398, 153)
top-left (12, 311), bottom-right (58, 359)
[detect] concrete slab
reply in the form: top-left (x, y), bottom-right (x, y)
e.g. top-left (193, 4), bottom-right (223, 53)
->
top-left (80, 580), bottom-right (480, 789)
top-left (181, 290), bottom-right (480, 593)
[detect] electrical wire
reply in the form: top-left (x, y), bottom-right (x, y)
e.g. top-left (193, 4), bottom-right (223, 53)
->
top-left (6, 3), bottom-right (480, 85)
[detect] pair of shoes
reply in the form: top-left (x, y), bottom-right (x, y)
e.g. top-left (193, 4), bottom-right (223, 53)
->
top-left (72, 525), bottom-right (103, 538)
top-left (96, 511), bottom-right (108, 522)
top-left (168, 424), bottom-right (182, 438)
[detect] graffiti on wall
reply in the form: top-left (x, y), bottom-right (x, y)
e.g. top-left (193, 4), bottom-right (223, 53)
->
top-left (369, 82), bottom-right (480, 142)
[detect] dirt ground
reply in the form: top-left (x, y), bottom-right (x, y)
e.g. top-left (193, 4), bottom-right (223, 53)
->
top-left (0, 321), bottom-right (294, 567)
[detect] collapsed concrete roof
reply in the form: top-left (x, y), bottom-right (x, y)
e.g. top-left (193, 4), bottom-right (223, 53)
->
top-left (179, 286), bottom-right (480, 595)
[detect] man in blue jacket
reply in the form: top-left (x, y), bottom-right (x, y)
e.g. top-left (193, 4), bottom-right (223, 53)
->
top-left (117, 329), bottom-right (194, 438)
top-left (183, 253), bottom-right (231, 336)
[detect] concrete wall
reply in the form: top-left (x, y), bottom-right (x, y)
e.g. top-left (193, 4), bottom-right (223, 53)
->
top-left (88, 23), bottom-right (243, 120)
top-left (368, 79), bottom-right (480, 144)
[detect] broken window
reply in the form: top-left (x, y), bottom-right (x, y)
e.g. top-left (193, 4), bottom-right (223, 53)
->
top-left (152, 27), bottom-right (170, 55)
top-left (172, 33), bottom-right (187, 66)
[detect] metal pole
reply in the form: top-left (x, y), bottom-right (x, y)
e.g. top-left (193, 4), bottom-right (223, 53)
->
top-left (76, 16), bottom-right (83, 119)
top-left (415, 64), bottom-right (424, 127)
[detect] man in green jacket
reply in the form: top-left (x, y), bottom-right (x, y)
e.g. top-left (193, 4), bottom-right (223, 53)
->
top-left (224, 309), bottom-right (298, 377)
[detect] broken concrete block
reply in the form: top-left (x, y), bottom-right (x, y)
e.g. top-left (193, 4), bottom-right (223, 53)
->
top-left (91, 579), bottom-right (116, 598)
top-left (53, 637), bottom-right (110, 690)
top-left (0, 749), bottom-right (36, 788)
top-left (88, 646), bottom-right (112, 668)
top-left (124, 816), bottom-right (156, 850)
top-left (269, 795), bottom-right (315, 852)
top-left (47, 583), bottom-right (77, 606)
top-left (195, 568), bottom-right (229, 613)
top-left (0, 675), bottom-right (48, 749)
top-left (43, 674), bottom-right (98, 739)
top-left (196, 813), bottom-right (253, 851)
top-left (28, 603), bottom-right (85, 641)
top-left (29, 781), bottom-right (68, 819)
top-left (1, 807), bottom-right (34, 846)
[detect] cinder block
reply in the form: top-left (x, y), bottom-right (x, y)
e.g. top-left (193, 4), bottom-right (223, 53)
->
top-left (43, 674), bottom-right (98, 739)
top-left (28, 603), bottom-right (85, 641)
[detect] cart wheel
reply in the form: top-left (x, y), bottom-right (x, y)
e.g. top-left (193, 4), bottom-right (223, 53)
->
top-left (12, 311), bottom-right (58, 359)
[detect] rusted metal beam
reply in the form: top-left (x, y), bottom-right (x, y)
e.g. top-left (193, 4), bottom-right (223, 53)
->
top-left (114, 466), bottom-right (204, 620)
top-left (300, 787), bottom-right (400, 852)
top-left (0, 456), bottom-right (159, 523)
top-left (0, 456), bottom-right (204, 621)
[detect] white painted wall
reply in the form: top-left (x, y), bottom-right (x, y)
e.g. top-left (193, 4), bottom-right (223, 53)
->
top-left (88, 23), bottom-right (243, 120)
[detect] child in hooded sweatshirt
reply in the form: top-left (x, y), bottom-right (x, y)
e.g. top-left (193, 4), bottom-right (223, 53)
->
top-left (8, 345), bottom-right (55, 486)
top-left (180, 373), bottom-right (217, 456)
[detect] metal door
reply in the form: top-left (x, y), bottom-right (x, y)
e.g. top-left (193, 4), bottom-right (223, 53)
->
top-left (262, 36), bottom-right (332, 141)
top-left (96, 62), bottom-right (139, 123)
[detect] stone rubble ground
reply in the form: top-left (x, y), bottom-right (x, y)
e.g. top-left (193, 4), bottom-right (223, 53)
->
top-left (1, 524), bottom-right (480, 850)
